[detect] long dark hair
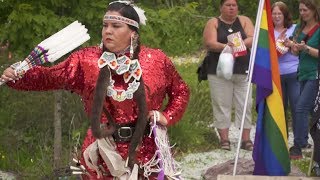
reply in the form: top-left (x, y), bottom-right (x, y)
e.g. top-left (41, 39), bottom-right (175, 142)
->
top-left (90, 1), bottom-right (148, 168)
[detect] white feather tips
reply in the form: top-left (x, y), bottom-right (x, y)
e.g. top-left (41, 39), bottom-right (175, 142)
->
top-left (0, 21), bottom-right (90, 86)
top-left (38, 21), bottom-right (90, 62)
top-left (133, 6), bottom-right (147, 25)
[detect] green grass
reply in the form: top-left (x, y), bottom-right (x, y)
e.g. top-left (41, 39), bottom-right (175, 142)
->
top-left (0, 55), bottom-right (314, 178)
top-left (169, 62), bottom-right (219, 155)
top-left (171, 58), bottom-right (313, 176)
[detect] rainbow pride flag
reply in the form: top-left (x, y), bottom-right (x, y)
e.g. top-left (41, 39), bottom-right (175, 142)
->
top-left (251, 0), bottom-right (290, 175)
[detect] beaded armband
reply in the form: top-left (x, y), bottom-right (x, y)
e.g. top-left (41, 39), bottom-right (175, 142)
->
top-left (10, 61), bottom-right (22, 70)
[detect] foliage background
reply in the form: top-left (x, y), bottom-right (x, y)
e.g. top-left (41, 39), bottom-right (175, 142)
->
top-left (0, 0), bottom-right (301, 178)
top-left (1, 0), bottom-right (300, 57)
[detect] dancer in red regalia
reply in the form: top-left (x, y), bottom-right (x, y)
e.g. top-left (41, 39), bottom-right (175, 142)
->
top-left (0, 1), bottom-right (190, 179)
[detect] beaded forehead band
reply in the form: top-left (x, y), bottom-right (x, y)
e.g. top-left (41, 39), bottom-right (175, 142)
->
top-left (104, 15), bottom-right (139, 28)
top-left (104, 0), bottom-right (147, 29)
top-left (109, 0), bottom-right (133, 5)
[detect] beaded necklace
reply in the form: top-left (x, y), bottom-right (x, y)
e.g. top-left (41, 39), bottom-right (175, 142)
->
top-left (219, 16), bottom-right (237, 33)
top-left (98, 51), bottom-right (142, 102)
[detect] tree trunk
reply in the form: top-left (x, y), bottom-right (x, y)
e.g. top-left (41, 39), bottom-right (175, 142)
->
top-left (53, 91), bottom-right (62, 168)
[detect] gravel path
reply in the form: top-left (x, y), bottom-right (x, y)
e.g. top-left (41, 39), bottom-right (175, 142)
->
top-left (0, 170), bottom-right (16, 180)
top-left (0, 123), bottom-right (312, 179)
top-left (178, 123), bottom-right (313, 179)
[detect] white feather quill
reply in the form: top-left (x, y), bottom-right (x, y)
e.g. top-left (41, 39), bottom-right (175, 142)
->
top-left (133, 6), bottom-right (147, 25)
top-left (0, 21), bottom-right (90, 85)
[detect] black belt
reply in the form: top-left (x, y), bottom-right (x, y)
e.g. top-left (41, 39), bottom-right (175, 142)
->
top-left (112, 123), bottom-right (150, 142)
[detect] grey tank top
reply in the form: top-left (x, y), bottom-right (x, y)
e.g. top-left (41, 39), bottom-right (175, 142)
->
top-left (207, 17), bottom-right (250, 75)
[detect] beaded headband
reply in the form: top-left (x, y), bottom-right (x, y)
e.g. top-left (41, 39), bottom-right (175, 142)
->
top-left (109, 0), bottom-right (133, 6)
top-left (105, 0), bottom-right (147, 28)
top-left (104, 15), bottom-right (139, 29)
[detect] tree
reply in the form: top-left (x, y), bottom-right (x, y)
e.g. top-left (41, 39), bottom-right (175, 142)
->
top-left (0, 0), bottom-right (301, 57)
top-left (0, 0), bottom-right (107, 56)
top-left (53, 91), bottom-right (62, 169)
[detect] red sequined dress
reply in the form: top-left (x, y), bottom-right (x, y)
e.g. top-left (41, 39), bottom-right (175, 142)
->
top-left (7, 46), bottom-right (190, 179)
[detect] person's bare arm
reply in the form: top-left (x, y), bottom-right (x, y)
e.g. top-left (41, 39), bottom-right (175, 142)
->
top-left (239, 15), bottom-right (254, 48)
top-left (203, 17), bottom-right (227, 52)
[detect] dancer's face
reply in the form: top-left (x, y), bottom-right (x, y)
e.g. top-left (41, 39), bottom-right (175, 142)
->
top-left (102, 11), bottom-right (134, 53)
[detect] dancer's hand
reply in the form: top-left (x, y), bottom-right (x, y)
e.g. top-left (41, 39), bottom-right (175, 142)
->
top-left (147, 111), bottom-right (168, 126)
top-left (0, 67), bottom-right (19, 83)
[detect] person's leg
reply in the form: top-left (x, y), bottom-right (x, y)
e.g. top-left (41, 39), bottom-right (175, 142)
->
top-left (310, 119), bottom-right (320, 176)
top-left (281, 74), bottom-right (289, 136)
top-left (286, 72), bottom-right (300, 137)
top-left (310, 123), bottom-right (320, 162)
top-left (217, 128), bottom-right (230, 150)
top-left (208, 75), bottom-right (233, 146)
top-left (295, 80), bottom-right (317, 148)
top-left (233, 75), bottom-right (253, 150)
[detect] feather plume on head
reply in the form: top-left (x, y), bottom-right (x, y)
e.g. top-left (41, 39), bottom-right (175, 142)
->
top-left (133, 5), bottom-right (147, 25)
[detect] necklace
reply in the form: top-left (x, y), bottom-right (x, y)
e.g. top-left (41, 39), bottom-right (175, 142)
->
top-left (107, 78), bottom-right (140, 102)
top-left (97, 51), bottom-right (143, 101)
top-left (226, 21), bottom-right (234, 33)
top-left (220, 16), bottom-right (236, 33)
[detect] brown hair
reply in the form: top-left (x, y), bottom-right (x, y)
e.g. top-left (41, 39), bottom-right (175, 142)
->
top-left (272, 1), bottom-right (293, 28)
top-left (294, 0), bottom-right (320, 40)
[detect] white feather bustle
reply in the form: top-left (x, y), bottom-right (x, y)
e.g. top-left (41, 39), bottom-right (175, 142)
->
top-left (0, 21), bottom-right (90, 86)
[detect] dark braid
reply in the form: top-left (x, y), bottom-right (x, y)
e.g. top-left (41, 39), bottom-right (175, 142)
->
top-left (128, 77), bottom-right (148, 168)
top-left (126, 31), bottom-right (146, 170)
top-left (91, 1), bottom-right (148, 169)
top-left (90, 66), bottom-right (115, 138)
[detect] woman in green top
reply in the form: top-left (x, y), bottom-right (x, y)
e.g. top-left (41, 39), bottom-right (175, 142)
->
top-left (285, 0), bottom-right (320, 164)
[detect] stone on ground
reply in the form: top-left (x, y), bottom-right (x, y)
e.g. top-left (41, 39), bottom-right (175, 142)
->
top-left (202, 158), bottom-right (305, 180)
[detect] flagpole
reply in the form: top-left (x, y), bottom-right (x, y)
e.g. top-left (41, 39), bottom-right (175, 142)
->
top-left (233, 0), bottom-right (265, 176)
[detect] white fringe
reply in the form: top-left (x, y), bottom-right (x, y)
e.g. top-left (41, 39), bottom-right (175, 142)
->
top-left (83, 137), bottom-right (139, 180)
top-left (140, 150), bottom-right (162, 177)
top-left (142, 111), bottom-right (183, 179)
top-left (82, 110), bottom-right (182, 179)
top-left (154, 125), bottom-right (183, 179)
